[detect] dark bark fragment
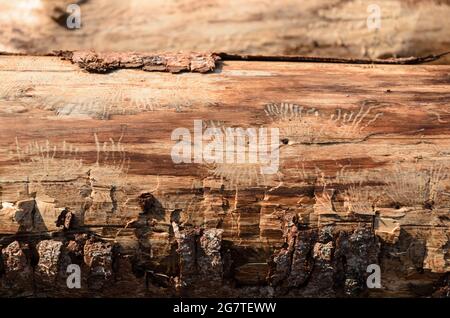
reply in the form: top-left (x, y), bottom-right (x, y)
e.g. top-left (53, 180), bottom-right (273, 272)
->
top-left (269, 224), bottom-right (380, 297)
top-left (173, 224), bottom-right (224, 296)
top-left (56, 208), bottom-right (74, 230)
top-left (0, 241), bottom-right (34, 296)
top-left (83, 238), bottom-right (114, 290)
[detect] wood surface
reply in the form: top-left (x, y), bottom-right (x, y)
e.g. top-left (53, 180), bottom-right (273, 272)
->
top-left (1, 0), bottom-right (450, 63)
top-left (0, 54), bottom-right (449, 297)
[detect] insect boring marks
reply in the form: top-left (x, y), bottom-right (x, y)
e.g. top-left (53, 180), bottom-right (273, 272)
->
top-left (171, 120), bottom-right (280, 175)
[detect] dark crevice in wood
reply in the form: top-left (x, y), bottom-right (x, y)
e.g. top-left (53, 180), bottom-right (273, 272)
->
top-left (217, 51), bottom-right (450, 65)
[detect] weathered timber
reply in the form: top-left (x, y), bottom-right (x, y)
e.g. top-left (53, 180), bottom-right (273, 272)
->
top-left (0, 54), bottom-right (449, 297)
top-left (1, 0), bottom-right (450, 64)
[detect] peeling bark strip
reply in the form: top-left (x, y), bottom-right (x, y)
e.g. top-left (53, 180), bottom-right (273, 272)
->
top-left (0, 55), bottom-right (450, 297)
top-left (56, 51), bottom-right (220, 73)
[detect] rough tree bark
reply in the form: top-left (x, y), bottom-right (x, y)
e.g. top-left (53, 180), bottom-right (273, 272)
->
top-left (1, 0), bottom-right (450, 63)
top-left (0, 53), bottom-right (449, 297)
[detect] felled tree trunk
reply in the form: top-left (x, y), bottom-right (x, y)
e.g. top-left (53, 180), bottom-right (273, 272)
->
top-left (0, 52), bottom-right (449, 297)
top-left (1, 0), bottom-right (450, 63)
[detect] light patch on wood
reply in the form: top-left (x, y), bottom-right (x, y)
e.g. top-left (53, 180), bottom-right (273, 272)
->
top-left (335, 167), bottom-right (380, 215)
top-left (202, 120), bottom-right (276, 187)
top-left (15, 138), bottom-right (84, 182)
top-left (35, 75), bottom-right (217, 118)
top-left (265, 102), bottom-right (383, 144)
top-left (386, 163), bottom-right (449, 208)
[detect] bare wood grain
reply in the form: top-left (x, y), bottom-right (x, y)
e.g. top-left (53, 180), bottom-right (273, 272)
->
top-left (1, 0), bottom-right (450, 63)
